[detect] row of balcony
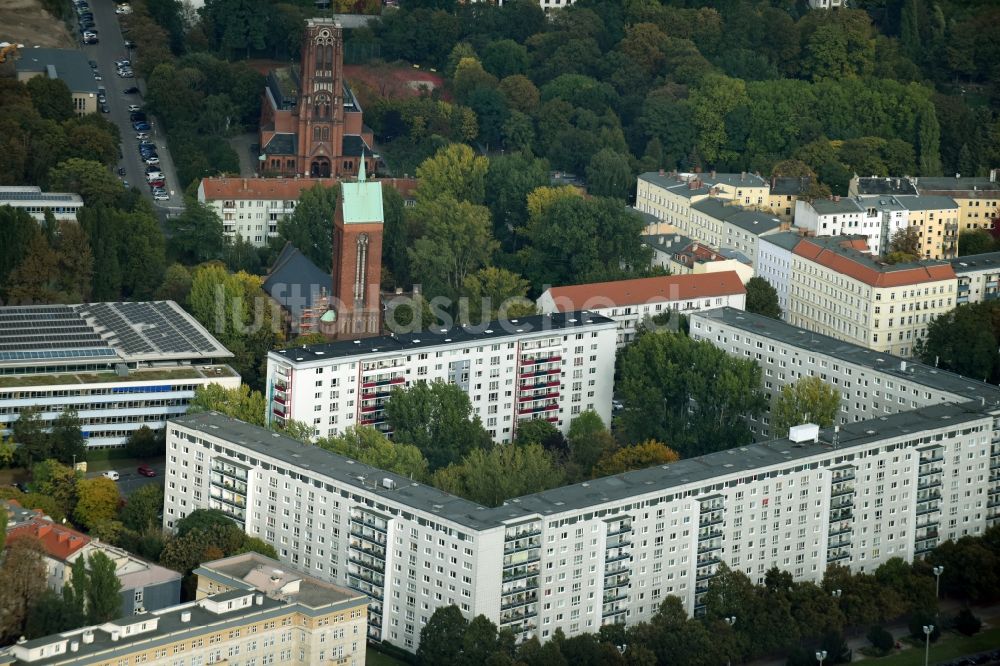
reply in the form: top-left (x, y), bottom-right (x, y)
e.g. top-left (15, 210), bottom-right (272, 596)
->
top-left (519, 355), bottom-right (561, 367)
top-left (518, 404), bottom-right (559, 416)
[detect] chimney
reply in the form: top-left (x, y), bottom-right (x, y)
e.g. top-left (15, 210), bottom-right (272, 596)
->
top-left (242, 178), bottom-right (248, 190)
top-left (70, 641), bottom-right (79, 652)
top-left (180, 611), bottom-right (192, 623)
top-left (111, 631), bottom-right (120, 642)
top-left (255, 594), bottom-right (264, 605)
top-left (740, 171), bottom-right (746, 181)
top-left (956, 173), bottom-right (961, 179)
top-left (771, 176), bottom-right (776, 189)
top-left (991, 169), bottom-right (997, 183)
top-left (658, 168), bottom-right (665, 177)
top-left (82, 631), bottom-right (94, 644)
top-left (710, 170), bottom-right (716, 179)
top-left (833, 195), bottom-right (840, 202)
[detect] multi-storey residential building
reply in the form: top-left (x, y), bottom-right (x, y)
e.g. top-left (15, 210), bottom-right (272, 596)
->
top-left (687, 198), bottom-right (784, 260)
top-left (197, 176), bottom-right (416, 247)
top-left (0, 186), bottom-right (84, 223)
top-left (755, 231), bottom-right (803, 319)
top-left (5, 518), bottom-right (182, 615)
top-left (635, 170), bottom-right (770, 236)
top-left (2, 553), bottom-right (367, 666)
top-left (164, 394), bottom-right (1000, 651)
top-left (0, 301), bottom-right (239, 448)
top-left (894, 195), bottom-right (960, 259)
top-left (643, 234), bottom-right (754, 283)
top-left (951, 251), bottom-right (1000, 304)
top-left (852, 173), bottom-right (999, 237)
top-left (794, 197), bottom-right (903, 256)
top-left (265, 312), bottom-right (617, 442)
top-left (690, 307), bottom-right (1000, 438)
top-left (767, 176), bottom-right (812, 220)
top-left (787, 235), bottom-right (956, 357)
top-left (537, 273), bottom-right (746, 348)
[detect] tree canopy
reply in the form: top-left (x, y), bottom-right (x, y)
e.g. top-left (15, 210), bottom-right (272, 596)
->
top-left (744, 277), bottom-right (781, 319)
top-left (772, 376), bottom-right (842, 437)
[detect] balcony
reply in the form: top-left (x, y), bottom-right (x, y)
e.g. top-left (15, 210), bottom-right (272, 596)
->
top-left (506, 527), bottom-right (542, 541)
top-left (918, 478), bottom-right (943, 490)
top-left (504, 538), bottom-right (542, 555)
top-left (348, 555), bottom-right (385, 574)
top-left (503, 565), bottom-right (541, 582)
top-left (828, 524), bottom-right (852, 538)
top-left (699, 515), bottom-right (724, 529)
top-left (605, 551), bottom-right (631, 565)
top-left (361, 376), bottom-right (405, 389)
top-left (697, 554), bottom-right (721, 567)
top-left (518, 379), bottom-right (560, 391)
top-left (698, 527), bottom-right (724, 541)
top-left (349, 539), bottom-right (386, 558)
top-left (350, 516), bottom-right (388, 533)
top-left (698, 540), bottom-right (723, 554)
top-left (349, 527), bottom-right (387, 547)
top-left (518, 404), bottom-right (559, 416)
top-left (830, 484), bottom-right (855, 498)
top-left (348, 566), bottom-right (384, 587)
top-left (827, 551), bottom-right (851, 563)
top-left (518, 391), bottom-right (560, 403)
top-left (500, 592), bottom-right (538, 611)
top-left (604, 575), bottom-right (630, 590)
top-left (919, 453), bottom-right (944, 466)
top-left (830, 496), bottom-right (854, 509)
top-left (520, 355), bottom-right (561, 367)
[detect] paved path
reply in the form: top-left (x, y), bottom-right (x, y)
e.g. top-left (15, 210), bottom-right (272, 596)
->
top-left (228, 133), bottom-right (259, 177)
top-left (83, 456), bottom-right (164, 497)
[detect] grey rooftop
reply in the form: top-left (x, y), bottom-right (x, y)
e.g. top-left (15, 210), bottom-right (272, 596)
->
top-left (759, 230), bottom-right (804, 252)
top-left (950, 252), bottom-right (1000, 274)
top-left (271, 311), bottom-right (616, 365)
top-left (693, 307), bottom-right (1000, 404)
top-left (15, 48), bottom-right (98, 95)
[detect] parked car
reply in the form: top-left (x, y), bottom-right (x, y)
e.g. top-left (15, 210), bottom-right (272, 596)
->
top-left (117, 167), bottom-right (126, 176)
top-left (119, 70), bottom-right (134, 78)
top-left (127, 104), bottom-right (141, 112)
top-left (144, 157), bottom-right (160, 165)
top-left (153, 192), bottom-right (169, 201)
top-left (83, 35), bottom-right (98, 44)
top-left (137, 465), bottom-right (156, 477)
top-left (132, 122), bottom-right (150, 131)
top-left (124, 39), bottom-right (135, 49)
top-left (88, 60), bottom-right (98, 69)
top-left (102, 471), bottom-right (120, 481)
top-left (100, 104), bottom-right (110, 113)
top-left (123, 86), bottom-right (140, 95)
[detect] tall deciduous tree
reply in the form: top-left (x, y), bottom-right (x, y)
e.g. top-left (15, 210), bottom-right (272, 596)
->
top-left (772, 376), bottom-right (841, 437)
top-left (74, 477), bottom-right (121, 530)
top-left (0, 206), bottom-right (40, 288)
top-left (0, 537), bottom-right (48, 644)
top-left (415, 144), bottom-right (488, 205)
top-left (119, 483), bottom-right (165, 532)
top-left (417, 605), bottom-right (468, 665)
top-left (13, 406), bottom-right (52, 468)
top-left (166, 202), bottom-right (225, 264)
top-left (187, 384), bottom-right (267, 427)
top-left (585, 148), bottom-right (634, 200)
top-left (315, 426), bottom-right (429, 481)
top-left (84, 551), bottom-right (122, 624)
top-left (618, 331), bottom-right (765, 456)
top-left (567, 411), bottom-right (615, 478)
top-left (915, 303), bottom-right (999, 382)
top-left (745, 277), bottom-right (782, 319)
top-left (47, 158), bottom-right (122, 209)
top-left (432, 443), bottom-right (564, 507)
top-left (592, 440), bottom-right (680, 477)
top-left (385, 380), bottom-right (493, 470)
top-left (461, 267), bottom-right (535, 323)
top-left (277, 183), bottom-right (339, 271)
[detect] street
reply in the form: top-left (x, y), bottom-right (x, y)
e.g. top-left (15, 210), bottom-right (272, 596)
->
top-left (84, 457), bottom-right (164, 497)
top-left (78, 0), bottom-right (183, 216)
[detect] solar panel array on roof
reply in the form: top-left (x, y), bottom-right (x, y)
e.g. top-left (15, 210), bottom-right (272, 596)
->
top-left (78, 302), bottom-right (224, 357)
top-left (0, 305), bottom-right (112, 361)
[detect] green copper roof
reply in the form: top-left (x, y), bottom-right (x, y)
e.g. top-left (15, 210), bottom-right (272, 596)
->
top-left (341, 154), bottom-right (383, 224)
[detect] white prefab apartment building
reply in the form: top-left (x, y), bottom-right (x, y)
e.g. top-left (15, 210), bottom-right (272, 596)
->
top-left (0, 301), bottom-right (239, 448)
top-left (265, 312), bottom-right (617, 443)
top-left (0, 186), bottom-right (84, 223)
top-left (951, 251), bottom-right (1000, 305)
top-left (536, 273), bottom-right (746, 348)
top-left (690, 307), bottom-right (1000, 439)
top-left (166, 396), bottom-right (1000, 652)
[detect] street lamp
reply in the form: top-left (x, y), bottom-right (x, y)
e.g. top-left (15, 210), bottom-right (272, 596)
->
top-left (922, 625), bottom-right (934, 666)
top-left (725, 616), bottom-right (736, 666)
top-left (616, 643), bottom-right (627, 655)
top-left (816, 650), bottom-right (828, 666)
top-left (932, 565), bottom-right (944, 599)
top-left (831, 589), bottom-right (842, 599)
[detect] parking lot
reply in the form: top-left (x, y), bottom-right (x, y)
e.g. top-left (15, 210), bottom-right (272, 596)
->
top-left (76, 0), bottom-right (183, 210)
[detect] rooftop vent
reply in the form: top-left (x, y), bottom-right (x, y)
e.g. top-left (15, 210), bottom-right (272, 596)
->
top-left (70, 641), bottom-right (79, 652)
top-left (255, 594), bottom-right (264, 605)
top-left (788, 423), bottom-right (820, 444)
top-left (180, 611), bottom-right (191, 623)
top-left (381, 477), bottom-right (396, 490)
top-left (82, 631), bottom-right (94, 645)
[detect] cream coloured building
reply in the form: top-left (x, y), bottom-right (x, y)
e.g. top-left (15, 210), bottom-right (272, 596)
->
top-left (787, 235), bottom-right (956, 357)
top-left (635, 170), bottom-right (770, 236)
top-left (893, 195), bottom-right (960, 259)
top-left (688, 198), bottom-right (784, 260)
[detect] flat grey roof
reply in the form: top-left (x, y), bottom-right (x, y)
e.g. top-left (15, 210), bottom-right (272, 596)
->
top-left (15, 48), bottom-right (98, 95)
top-left (950, 252), bottom-right (1000, 274)
top-left (693, 307), bottom-right (1000, 405)
top-left (759, 230), bottom-right (803, 251)
top-left (690, 198), bottom-right (782, 235)
top-left (853, 177), bottom-right (919, 196)
top-left (893, 194), bottom-right (958, 211)
top-left (916, 176), bottom-right (1000, 194)
top-left (809, 198), bottom-right (863, 215)
top-left (271, 311), bottom-right (615, 365)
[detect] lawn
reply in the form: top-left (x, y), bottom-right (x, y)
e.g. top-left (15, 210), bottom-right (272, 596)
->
top-left (860, 627), bottom-right (1000, 665)
top-left (366, 648), bottom-right (410, 666)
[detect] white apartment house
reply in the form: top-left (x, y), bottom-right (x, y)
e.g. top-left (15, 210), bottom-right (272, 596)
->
top-left (688, 198), bottom-right (784, 260)
top-left (691, 307), bottom-right (1000, 439)
top-left (536, 273), bottom-right (746, 348)
top-left (0, 186), bottom-right (84, 223)
top-left (755, 231), bottom-right (803, 319)
top-left (198, 177), bottom-right (416, 247)
top-left (635, 170), bottom-right (770, 236)
top-left (787, 235), bottom-right (957, 357)
top-left (794, 197), bottom-right (906, 257)
top-left (0, 301), bottom-right (239, 448)
top-left (165, 393), bottom-right (1000, 652)
top-left (265, 311), bottom-right (617, 443)
top-left (951, 251), bottom-right (1000, 305)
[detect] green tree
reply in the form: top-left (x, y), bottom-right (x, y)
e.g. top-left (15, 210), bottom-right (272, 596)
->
top-left (0, 537), bottom-right (48, 644)
top-left (408, 196), bottom-right (498, 301)
top-left (461, 267), bottom-right (535, 323)
top-left (772, 376), bottom-right (841, 436)
top-left (0, 206), bottom-right (39, 288)
top-left (498, 75), bottom-right (540, 114)
top-left (187, 384), bottom-right (267, 426)
top-left (452, 57), bottom-right (498, 105)
top-left (5, 232), bottom-right (62, 304)
top-left (482, 39), bottom-right (529, 79)
top-left (953, 608), bottom-right (982, 636)
top-left (385, 380), bottom-right (493, 471)
top-left (25, 77), bottom-right (74, 122)
top-left (744, 277), bottom-right (782, 319)
top-left (417, 605), bottom-right (469, 665)
top-left (415, 143), bottom-right (488, 205)
top-left (915, 303), bottom-right (999, 382)
top-left (13, 406), bottom-right (52, 468)
top-left (24, 589), bottom-right (77, 639)
top-left (959, 229), bottom-right (996, 256)
top-left (381, 185), bottom-right (410, 287)
top-left (74, 477), bottom-right (121, 530)
top-left (688, 74), bottom-right (749, 165)
top-left (47, 158), bottom-right (122, 209)
top-left (166, 202), bottom-right (225, 264)
top-left (585, 149), bottom-right (634, 200)
top-left (592, 440), bottom-right (680, 477)
top-left (49, 410), bottom-right (85, 465)
top-left (567, 411), bottom-right (616, 478)
top-left (174, 509), bottom-right (238, 538)
top-left (315, 427), bottom-right (429, 480)
top-left (866, 626), bottom-right (894, 655)
top-left (124, 425), bottom-right (164, 459)
top-left (84, 551), bottom-right (122, 623)
top-left (618, 331), bottom-right (766, 457)
top-left (514, 419), bottom-right (567, 454)
top-left (432, 443), bottom-right (564, 507)
top-left (30, 459), bottom-right (79, 519)
top-left (157, 263), bottom-right (194, 302)
top-left (277, 183), bottom-right (339, 271)
top-left (120, 483), bottom-right (164, 532)
top-left (484, 152), bottom-right (549, 252)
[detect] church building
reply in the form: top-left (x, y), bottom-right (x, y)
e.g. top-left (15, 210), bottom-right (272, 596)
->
top-left (258, 18), bottom-right (376, 178)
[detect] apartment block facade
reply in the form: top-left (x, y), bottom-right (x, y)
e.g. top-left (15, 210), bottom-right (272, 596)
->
top-left (164, 396), bottom-right (1000, 653)
top-left (755, 231), bottom-right (801, 319)
top-left (265, 312), bottom-right (617, 443)
top-left (0, 186), bottom-right (84, 223)
top-left (536, 273), bottom-right (746, 348)
top-left (951, 251), bottom-right (1000, 304)
top-left (787, 236), bottom-right (956, 357)
top-left (688, 198), bottom-right (784, 260)
top-left (635, 171), bottom-right (770, 236)
top-left (3, 554), bottom-right (367, 666)
top-left (690, 307), bottom-right (1000, 439)
top-left (0, 302), bottom-right (239, 448)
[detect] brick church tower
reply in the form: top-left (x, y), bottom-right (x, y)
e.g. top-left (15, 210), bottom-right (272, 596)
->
top-left (322, 158), bottom-right (384, 337)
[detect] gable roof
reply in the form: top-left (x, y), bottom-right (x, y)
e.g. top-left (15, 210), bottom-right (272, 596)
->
top-left (793, 236), bottom-right (956, 288)
top-left (771, 176), bottom-right (812, 196)
top-left (7, 518), bottom-right (90, 561)
top-left (542, 273), bottom-right (746, 310)
top-left (262, 243), bottom-right (331, 312)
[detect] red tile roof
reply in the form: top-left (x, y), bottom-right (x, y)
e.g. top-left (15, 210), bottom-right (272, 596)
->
top-left (793, 238), bottom-right (956, 288)
top-left (199, 177), bottom-right (418, 201)
top-left (543, 272), bottom-right (746, 310)
top-left (6, 518), bottom-right (91, 561)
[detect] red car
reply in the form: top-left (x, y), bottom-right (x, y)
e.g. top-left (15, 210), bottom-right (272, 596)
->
top-left (137, 465), bottom-right (156, 477)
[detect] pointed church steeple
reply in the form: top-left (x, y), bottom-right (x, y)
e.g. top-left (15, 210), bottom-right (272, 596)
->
top-left (358, 150), bottom-right (366, 183)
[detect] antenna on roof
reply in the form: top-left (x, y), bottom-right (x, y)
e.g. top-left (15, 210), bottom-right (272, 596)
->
top-left (832, 425), bottom-right (839, 450)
